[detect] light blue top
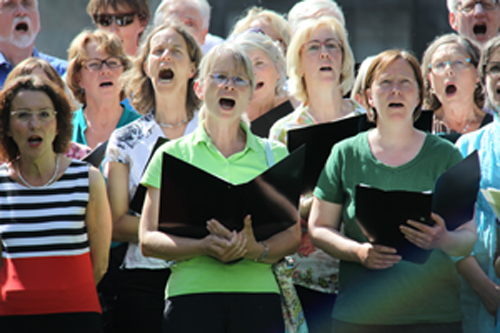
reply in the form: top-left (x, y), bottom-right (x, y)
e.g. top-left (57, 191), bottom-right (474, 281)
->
top-left (456, 113), bottom-right (500, 333)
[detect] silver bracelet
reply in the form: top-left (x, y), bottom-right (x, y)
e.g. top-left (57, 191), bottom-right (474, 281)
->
top-left (255, 241), bottom-right (269, 262)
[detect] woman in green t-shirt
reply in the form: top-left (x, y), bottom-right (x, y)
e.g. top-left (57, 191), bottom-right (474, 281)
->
top-left (309, 49), bottom-right (477, 332)
top-left (139, 43), bottom-right (300, 333)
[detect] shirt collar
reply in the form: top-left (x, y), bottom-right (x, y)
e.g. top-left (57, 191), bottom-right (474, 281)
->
top-left (193, 120), bottom-right (260, 152)
top-left (0, 48), bottom-right (38, 66)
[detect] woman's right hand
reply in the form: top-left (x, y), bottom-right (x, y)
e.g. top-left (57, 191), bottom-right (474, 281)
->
top-left (202, 231), bottom-right (247, 263)
top-left (357, 243), bottom-right (401, 269)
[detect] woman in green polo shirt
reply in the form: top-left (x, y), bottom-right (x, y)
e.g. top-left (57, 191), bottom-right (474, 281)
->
top-left (309, 49), bottom-right (477, 332)
top-left (139, 43), bottom-right (300, 332)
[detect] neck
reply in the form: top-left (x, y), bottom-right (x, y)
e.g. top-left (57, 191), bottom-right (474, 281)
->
top-left (246, 96), bottom-right (279, 121)
top-left (204, 115), bottom-right (246, 158)
top-left (437, 101), bottom-right (482, 132)
top-left (307, 86), bottom-right (350, 123)
top-left (155, 92), bottom-right (190, 126)
top-left (84, 97), bottom-right (123, 128)
top-left (374, 120), bottom-right (418, 149)
top-left (0, 42), bottom-right (34, 66)
top-left (16, 152), bottom-right (59, 187)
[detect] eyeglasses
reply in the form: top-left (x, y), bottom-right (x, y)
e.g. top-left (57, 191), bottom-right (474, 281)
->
top-left (458, 0), bottom-right (498, 14)
top-left (93, 13), bottom-right (138, 27)
top-left (302, 39), bottom-right (343, 55)
top-left (484, 61), bottom-right (500, 76)
top-left (209, 73), bottom-right (251, 87)
top-left (11, 110), bottom-right (57, 123)
top-left (83, 57), bottom-right (123, 71)
top-left (428, 58), bottom-right (472, 74)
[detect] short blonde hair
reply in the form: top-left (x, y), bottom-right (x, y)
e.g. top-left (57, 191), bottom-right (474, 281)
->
top-left (122, 21), bottom-right (203, 115)
top-left (287, 16), bottom-right (355, 104)
top-left (231, 32), bottom-right (286, 97)
top-left (67, 29), bottom-right (131, 104)
top-left (230, 6), bottom-right (291, 52)
top-left (197, 43), bottom-right (255, 123)
top-left (421, 33), bottom-right (483, 111)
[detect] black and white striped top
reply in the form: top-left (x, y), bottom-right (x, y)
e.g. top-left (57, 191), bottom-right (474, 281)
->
top-left (0, 160), bottom-right (90, 259)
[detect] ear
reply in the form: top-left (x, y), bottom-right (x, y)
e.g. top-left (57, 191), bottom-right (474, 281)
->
top-left (427, 73), bottom-right (435, 93)
top-left (143, 59), bottom-right (150, 77)
top-left (189, 63), bottom-right (197, 79)
top-left (194, 80), bottom-right (203, 100)
top-left (366, 88), bottom-right (375, 108)
top-left (200, 28), bottom-right (208, 45)
top-left (449, 12), bottom-right (458, 31)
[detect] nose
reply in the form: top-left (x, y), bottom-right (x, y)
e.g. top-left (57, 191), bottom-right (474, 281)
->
top-left (14, 2), bottom-right (29, 16)
top-left (108, 21), bottom-right (120, 33)
top-left (27, 114), bottom-right (40, 128)
top-left (319, 45), bottom-right (331, 59)
top-left (161, 49), bottom-right (173, 61)
top-left (473, 3), bottom-right (487, 16)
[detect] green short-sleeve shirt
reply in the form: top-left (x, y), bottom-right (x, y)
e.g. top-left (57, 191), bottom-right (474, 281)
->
top-left (314, 131), bottom-right (464, 325)
top-left (142, 122), bottom-right (288, 298)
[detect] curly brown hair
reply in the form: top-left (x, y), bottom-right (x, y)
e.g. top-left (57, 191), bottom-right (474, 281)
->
top-left (0, 76), bottom-right (73, 162)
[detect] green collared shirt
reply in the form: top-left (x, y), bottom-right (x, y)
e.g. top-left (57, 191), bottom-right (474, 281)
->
top-left (141, 121), bottom-right (288, 297)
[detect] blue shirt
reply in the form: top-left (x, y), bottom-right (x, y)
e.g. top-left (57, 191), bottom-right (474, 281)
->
top-left (72, 102), bottom-right (141, 146)
top-left (0, 48), bottom-right (67, 89)
top-left (455, 113), bottom-right (500, 333)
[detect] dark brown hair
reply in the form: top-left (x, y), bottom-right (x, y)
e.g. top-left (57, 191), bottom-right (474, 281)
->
top-left (0, 76), bottom-right (73, 161)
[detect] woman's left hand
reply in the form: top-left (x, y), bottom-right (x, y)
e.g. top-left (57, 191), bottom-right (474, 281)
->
top-left (400, 212), bottom-right (448, 250)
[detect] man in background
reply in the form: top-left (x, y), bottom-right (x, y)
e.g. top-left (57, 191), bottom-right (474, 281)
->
top-left (0, 0), bottom-right (66, 88)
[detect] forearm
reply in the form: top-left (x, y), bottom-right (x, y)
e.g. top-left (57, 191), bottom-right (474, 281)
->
top-left (112, 214), bottom-right (140, 243)
top-left (309, 225), bottom-right (363, 263)
top-left (140, 229), bottom-right (205, 261)
top-left (457, 255), bottom-right (500, 314)
top-left (439, 220), bottom-right (477, 257)
top-left (250, 223), bottom-right (301, 264)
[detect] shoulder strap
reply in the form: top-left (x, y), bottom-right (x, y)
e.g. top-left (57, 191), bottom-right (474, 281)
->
top-left (263, 138), bottom-right (275, 167)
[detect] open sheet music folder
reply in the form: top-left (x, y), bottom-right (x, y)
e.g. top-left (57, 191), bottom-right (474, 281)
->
top-left (157, 145), bottom-right (306, 241)
top-left (355, 150), bottom-right (480, 264)
top-left (287, 111), bottom-right (433, 194)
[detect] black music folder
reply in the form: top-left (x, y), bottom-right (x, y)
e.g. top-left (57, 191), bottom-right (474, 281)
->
top-left (82, 140), bottom-right (108, 168)
top-left (251, 100), bottom-right (294, 137)
top-left (287, 115), bottom-right (362, 193)
top-left (157, 145), bottom-right (306, 241)
top-left (129, 137), bottom-right (169, 214)
top-left (355, 150), bottom-right (480, 264)
top-left (287, 111), bottom-right (435, 194)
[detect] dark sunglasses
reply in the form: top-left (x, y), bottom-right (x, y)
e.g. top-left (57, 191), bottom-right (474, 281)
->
top-left (94, 13), bottom-right (137, 27)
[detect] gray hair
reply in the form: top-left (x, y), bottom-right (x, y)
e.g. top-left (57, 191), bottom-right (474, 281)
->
top-left (288, 0), bottom-right (345, 33)
top-left (231, 32), bottom-right (287, 97)
top-left (154, 0), bottom-right (211, 29)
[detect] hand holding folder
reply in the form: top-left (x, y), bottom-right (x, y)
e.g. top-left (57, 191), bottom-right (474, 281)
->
top-left (355, 151), bottom-right (480, 264)
top-left (157, 145), bottom-right (306, 241)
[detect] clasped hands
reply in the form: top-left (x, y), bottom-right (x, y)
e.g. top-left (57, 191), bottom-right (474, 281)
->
top-left (203, 215), bottom-right (263, 263)
top-left (358, 212), bottom-right (448, 269)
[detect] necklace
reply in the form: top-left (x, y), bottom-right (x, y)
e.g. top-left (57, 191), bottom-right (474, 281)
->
top-left (157, 116), bottom-right (190, 128)
top-left (17, 154), bottom-right (60, 188)
top-left (442, 114), bottom-right (475, 134)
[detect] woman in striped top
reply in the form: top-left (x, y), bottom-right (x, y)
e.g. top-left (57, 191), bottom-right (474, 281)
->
top-left (0, 75), bottom-right (112, 332)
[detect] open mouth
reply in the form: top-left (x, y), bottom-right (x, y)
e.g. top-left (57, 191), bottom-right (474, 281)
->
top-left (15, 22), bottom-right (29, 32)
top-left (389, 102), bottom-right (404, 108)
top-left (159, 68), bottom-right (174, 81)
top-left (219, 98), bottom-right (235, 110)
top-left (473, 23), bottom-right (487, 36)
top-left (445, 84), bottom-right (457, 96)
top-left (28, 136), bottom-right (42, 144)
top-left (99, 81), bottom-right (113, 87)
top-left (256, 81), bottom-right (264, 90)
top-left (320, 66), bottom-right (332, 71)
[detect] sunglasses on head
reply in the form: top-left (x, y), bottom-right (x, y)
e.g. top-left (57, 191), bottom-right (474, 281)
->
top-left (94, 13), bottom-right (137, 27)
